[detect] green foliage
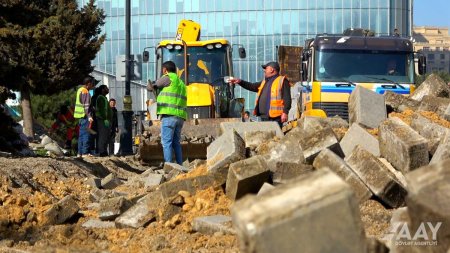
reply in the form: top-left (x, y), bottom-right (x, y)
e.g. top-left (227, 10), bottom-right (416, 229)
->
top-left (32, 88), bottom-right (77, 129)
top-left (415, 71), bottom-right (450, 86)
top-left (0, 0), bottom-right (105, 94)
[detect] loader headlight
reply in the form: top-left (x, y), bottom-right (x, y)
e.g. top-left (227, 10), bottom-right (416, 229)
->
top-left (206, 44), bottom-right (214, 50)
top-left (166, 44), bottom-right (174, 50)
top-left (214, 43), bottom-right (222, 48)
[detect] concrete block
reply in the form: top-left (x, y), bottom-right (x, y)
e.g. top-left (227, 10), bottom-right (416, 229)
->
top-left (219, 121), bottom-right (284, 139)
top-left (411, 112), bottom-right (450, 154)
top-left (349, 85), bottom-right (387, 128)
top-left (44, 142), bottom-right (64, 156)
top-left (410, 73), bottom-right (450, 101)
top-left (207, 130), bottom-right (246, 174)
top-left (144, 173), bottom-right (165, 187)
top-left (403, 159), bottom-right (450, 253)
top-left (384, 91), bottom-right (420, 112)
top-left (244, 130), bottom-right (276, 149)
top-left (270, 162), bottom-right (314, 185)
top-left (340, 123), bottom-right (380, 157)
top-left (418, 95), bottom-right (450, 117)
top-left (298, 127), bottom-right (344, 164)
top-left (99, 196), bottom-right (132, 221)
top-left (115, 191), bottom-right (161, 228)
top-left (163, 162), bottom-right (189, 173)
top-left (382, 207), bottom-right (411, 251)
top-left (101, 174), bottom-right (123, 189)
top-left (378, 158), bottom-right (407, 188)
top-left (265, 128), bottom-right (305, 165)
top-left (232, 168), bottom-right (366, 253)
top-left (89, 188), bottom-right (107, 202)
top-left (445, 104), bottom-right (450, 121)
top-left (43, 195), bottom-right (80, 225)
top-left (257, 183), bottom-right (275, 196)
top-left (430, 135), bottom-right (450, 164)
top-left (345, 146), bottom-right (407, 208)
top-left (366, 237), bottom-right (389, 253)
top-left (314, 149), bottom-right (372, 202)
top-left (85, 177), bottom-right (102, 189)
top-left (82, 219), bottom-right (116, 229)
top-left (379, 117), bottom-right (429, 173)
top-left (226, 156), bottom-right (270, 200)
top-left (192, 215), bottom-right (235, 235)
top-left (297, 115), bottom-right (349, 131)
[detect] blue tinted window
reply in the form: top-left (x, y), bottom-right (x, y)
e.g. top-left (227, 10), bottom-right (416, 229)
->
top-left (352, 9), bottom-right (361, 28)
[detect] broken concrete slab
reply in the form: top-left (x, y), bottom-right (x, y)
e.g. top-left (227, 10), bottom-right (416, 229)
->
top-left (418, 95), bottom-right (450, 117)
top-left (232, 168), bottom-right (366, 253)
top-left (163, 162), bottom-right (189, 173)
top-left (219, 121), bottom-right (284, 139)
top-left (349, 85), bottom-right (387, 128)
top-left (43, 195), bottom-right (80, 225)
top-left (430, 135), bottom-right (450, 164)
top-left (207, 130), bottom-right (246, 174)
top-left (82, 219), bottom-right (116, 229)
top-left (405, 158), bottom-right (450, 253)
top-left (99, 196), bottom-right (132, 221)
top-left (379, 117), bottom-right (429, 173)
top-left (101, 174), bottom-right (124, 190)
top-left (340, 123), bottom-right (380, 157)
top-left (345, 146), bottom-right (407, 208)
top-left (411, 112), bottom-right (450, 154)
top-left (144, 173), bottom-right (165, 187)
top-left (410, 73), bottom-right (450, 101)
top-left (257, 183), bottom-right (275, 196)
top-left (226, 156), bottom-right (270, 200)
top-left (297, 116), bottom-right (349, 132)
top-left (85, 177), bottom-right (102, 189)
top-left (314, 149), bottom-right (372, 202)
top-left (192, 215), bottom-right (235, 235)
top-left (244, 130), bottom-right (276, 149)
top-left (115, 191), bottom-right (161, 228)
top-left (298, 127), bottom-right (344, 164)
top-left (384, 91), bottom-right (420, 112)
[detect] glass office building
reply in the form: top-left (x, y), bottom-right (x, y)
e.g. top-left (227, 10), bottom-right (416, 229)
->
top-left (78, 0), bottom-right (412, 110)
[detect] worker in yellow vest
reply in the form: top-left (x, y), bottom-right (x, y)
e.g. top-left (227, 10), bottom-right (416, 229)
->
top-left (229, 61), bottom-right (291, 127)
top-left (74, 76), bottom-right (98, 157)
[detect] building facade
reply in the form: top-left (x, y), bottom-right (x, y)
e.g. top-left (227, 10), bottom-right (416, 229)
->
top-left (413, 26), bottom-right (450, 74)
top-left (78, 0), bottom-right (412, 111)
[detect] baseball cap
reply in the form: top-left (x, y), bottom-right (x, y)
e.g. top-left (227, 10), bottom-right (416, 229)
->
top-left (261, 61), bottom-right (280, 72)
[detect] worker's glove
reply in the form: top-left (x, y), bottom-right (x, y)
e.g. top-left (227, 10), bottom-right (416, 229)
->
top-left (104, 120), bottom-right (110, 128)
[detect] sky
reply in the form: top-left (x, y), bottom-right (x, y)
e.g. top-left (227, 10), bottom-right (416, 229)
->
top-left (413, 0), bottom-right (450, 28)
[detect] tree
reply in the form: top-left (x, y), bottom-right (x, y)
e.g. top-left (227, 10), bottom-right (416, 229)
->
top-left (0, 0), bottom-right (105, 138)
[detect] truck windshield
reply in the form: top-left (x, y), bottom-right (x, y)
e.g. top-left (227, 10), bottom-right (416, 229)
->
top-left (162, 46), bottom-right (230, 84)
top-left (314, 49), bottom-right (414, 84)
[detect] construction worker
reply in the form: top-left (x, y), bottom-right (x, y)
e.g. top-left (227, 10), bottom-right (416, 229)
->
top-left (108, 98), bottom-right (119, 155)
top-left (229, 61), bottom-right (291, 127)
top-left (95, 85), bottom-right (112, 157)
top-left (147, 61), bottom-right (187, 165)
top-left (74, 76), bottom-right (98, 158)
top-left (50, 104), bottom-right (78, 149)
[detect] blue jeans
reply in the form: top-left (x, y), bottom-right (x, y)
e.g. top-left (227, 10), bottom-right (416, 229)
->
top-left (161, 115), bottom-right (184, 165)
top-left (77, 118), bottom-right (90, 155)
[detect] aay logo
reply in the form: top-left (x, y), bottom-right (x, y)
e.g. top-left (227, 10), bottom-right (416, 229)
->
top-left (384, 222), bottom-right (442, 246)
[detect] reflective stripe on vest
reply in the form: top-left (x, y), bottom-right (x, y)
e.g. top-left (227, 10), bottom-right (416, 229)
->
top-left (255, 75), bottom-right (285, 118)
top-left (156, 72), bottom-right (188, 120)
top-left (74, 86), bottom-right (88, 119)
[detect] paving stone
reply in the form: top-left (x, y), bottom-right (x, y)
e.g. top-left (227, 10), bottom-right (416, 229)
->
top-left (257, 183), bottom-right (275, 196)
top-left (101, 174), bottom-right (124, 189)
top-left (82, 219), bottom-right (116, 229)
top-left (115, 191), bottom-right (160, 228)
top-left (378, 158), bottom-right (407, 188)
top-left (144, 173), bottom-right (165, 187)
top-left (192, 215), bottom-right (235, 235)
top-left (349, 85), bottom-right (387, 128)
top-left (207, 130), bottom-right (246, 174)
top-left (270, 162), bottom-right (313, 185)
top-left (405, 159), bottom-right (450, 253)
top-left (220, 121), bottom-right (284, 139)
top-left (410, 73), bottom-right (450, 101)
top-left (232, 168), bottom-right (366, 253)
top-left (418, 95), bottom-right (450, 117)
top-left (345, 146), bottom-right (407, 208)
top-left (244, 130), bottom-right (276, 149)
top-left (411, 112), bottom-right (450, 154)
top-left (99, 196), bottom-right (132, 221)
top-left (314, 149), bottom-right (372, 202)
top-left (340, 123), bottom-right (380, 157)
top-left (265, 127), bottom-right (305, 169)
top-left (226, 155), bottom-right (270, 200)
top-left (43, 195), bottom-right (80, 225)
top-left (379, 117), bottom-right (429, 173)
top-left (384, 91), bottom-right (420, 112)
top-left (298, 127), bottom-right (344, 164)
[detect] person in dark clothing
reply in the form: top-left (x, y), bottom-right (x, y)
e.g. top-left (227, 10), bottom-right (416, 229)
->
top-left (95, 85), bottom-right (112, 157)
top-left (108, 98), bottom-right (118, 155)
top-left (229, 61), bottom-right (291, 127)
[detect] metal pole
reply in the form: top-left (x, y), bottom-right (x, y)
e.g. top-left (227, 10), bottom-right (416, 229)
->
top-left (119, 0), bottom-right (134, 155)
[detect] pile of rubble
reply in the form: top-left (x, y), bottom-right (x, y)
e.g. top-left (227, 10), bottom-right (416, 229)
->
top-left (0, 74), bottom-right (449, 252)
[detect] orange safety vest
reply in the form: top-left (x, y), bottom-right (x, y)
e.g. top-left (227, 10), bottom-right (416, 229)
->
top-left (254, 75), bottom-right (286, 118)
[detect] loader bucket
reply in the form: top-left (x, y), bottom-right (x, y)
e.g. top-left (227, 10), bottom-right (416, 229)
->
top-left (138, 118), bottom-right (241, 165)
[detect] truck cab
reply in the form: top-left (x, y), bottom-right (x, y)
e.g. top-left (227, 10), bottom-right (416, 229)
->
top-left (299, 34), bottom-right (426, 120)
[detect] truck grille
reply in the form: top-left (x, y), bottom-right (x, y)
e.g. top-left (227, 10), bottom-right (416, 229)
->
top-left (312, 102), bottom-right (349, 121)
